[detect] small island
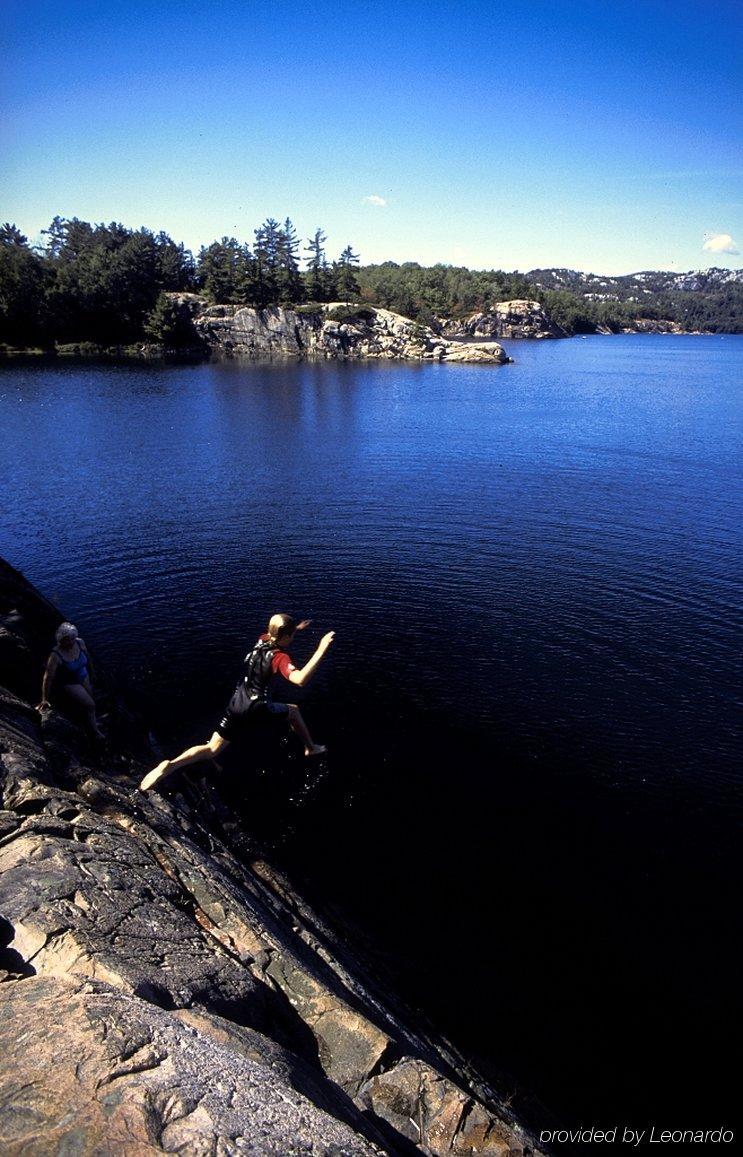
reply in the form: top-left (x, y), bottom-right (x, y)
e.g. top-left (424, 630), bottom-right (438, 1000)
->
top-left (1, 217), bottom-right (741, 363)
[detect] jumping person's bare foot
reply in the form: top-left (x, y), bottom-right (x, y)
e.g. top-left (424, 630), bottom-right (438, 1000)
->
top-left (304, 744), bottom-right (326, 758)
top-left (140, 761), bottom-right (170, 791)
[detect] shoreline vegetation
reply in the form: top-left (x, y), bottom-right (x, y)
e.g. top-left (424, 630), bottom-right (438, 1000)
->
top-left (1, 215), bottom-right (741, 362)
top-left (0, 324), bottom-right (723, 365)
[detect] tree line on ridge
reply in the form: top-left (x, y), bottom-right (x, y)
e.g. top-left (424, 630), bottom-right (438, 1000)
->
top-left (1, 215), bottom-right (741, 349)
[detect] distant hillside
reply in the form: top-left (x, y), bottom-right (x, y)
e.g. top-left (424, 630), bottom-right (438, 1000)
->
top-left (357, 262), bottom-right (743, 335)
top-left (524, 266), bottom-right (743, 296)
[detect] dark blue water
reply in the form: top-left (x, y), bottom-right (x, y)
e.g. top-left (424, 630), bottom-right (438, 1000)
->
top-left (1, 336), bottom-right (741, 1129)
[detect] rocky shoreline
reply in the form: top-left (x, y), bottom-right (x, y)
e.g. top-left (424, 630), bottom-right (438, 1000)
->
top-left (439, 301), bottom-right (567, 341)
top-left (164, 297), bottom-right (512, 364)
top-left (154, 297), bottom-right (705, 359)
top-left (0, 557), bottom-right (545, 1155)
top-left (0, 297), bottom-right (710, 365)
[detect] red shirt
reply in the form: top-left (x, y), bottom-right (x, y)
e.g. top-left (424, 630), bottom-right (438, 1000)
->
top-left (259, 634), bottom-right (297, 681)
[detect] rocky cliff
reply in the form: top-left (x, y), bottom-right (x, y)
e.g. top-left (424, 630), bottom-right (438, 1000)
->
top-left (440, 300), bottom-right (706, 340)
top-left (441, 301), bottom-right (566, 341)
top-left (617, 318), bottom-right (697, 334)
top-left (162, 296), bottom-right (511, 364)
top-left (0, 558), bottom-right (543, 1156)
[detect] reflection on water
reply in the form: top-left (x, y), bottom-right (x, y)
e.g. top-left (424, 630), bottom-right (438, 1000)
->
top-left (1, 335), bottom-right (741, 1124)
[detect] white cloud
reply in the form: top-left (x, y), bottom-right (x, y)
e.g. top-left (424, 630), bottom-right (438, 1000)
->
top-left (702, 233), bottom-right (740, 255)
top-left (362, 194), bottom-right (387, 207)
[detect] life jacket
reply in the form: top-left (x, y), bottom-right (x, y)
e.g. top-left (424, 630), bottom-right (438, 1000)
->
top-left (241, 638), bottom-right (278, 702)
top-left (226, 638), bottom-right (280, 716)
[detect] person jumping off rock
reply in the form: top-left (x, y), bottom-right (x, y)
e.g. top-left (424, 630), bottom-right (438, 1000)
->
top-left (140, 614), bottom-right (334, 792)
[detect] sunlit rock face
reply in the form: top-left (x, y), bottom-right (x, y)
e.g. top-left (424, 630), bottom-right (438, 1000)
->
top-left (162, 295), bottom-right (511, 363)
top-left (620, 318), bottom-right (691, 334)
top-left (442, 300), bottom-right (567, 340)
top-left (0, 557), bottom-right (542, 1156)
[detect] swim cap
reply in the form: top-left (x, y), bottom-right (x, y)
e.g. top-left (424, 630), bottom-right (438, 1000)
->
top-left (55, 622), bottom-right (78, 643)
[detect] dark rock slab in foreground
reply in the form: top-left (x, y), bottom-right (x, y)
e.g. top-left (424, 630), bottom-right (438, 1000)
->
top-left (0, 556), bottom-right (544, 1156)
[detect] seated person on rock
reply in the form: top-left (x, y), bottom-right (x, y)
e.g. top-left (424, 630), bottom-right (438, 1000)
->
top-left (140, 614), bottom-right (334, 792)
top-left (38, 621), bottom-right (105, 740)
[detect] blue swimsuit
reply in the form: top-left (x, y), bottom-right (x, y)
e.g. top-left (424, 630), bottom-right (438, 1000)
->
top-left (54, 644), bottom-right (89, 686)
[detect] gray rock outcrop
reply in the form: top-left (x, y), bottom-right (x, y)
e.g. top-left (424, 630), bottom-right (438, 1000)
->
top-left (619, 318), bottom-right (695, 334)
top-left (442, 301), bottom-right (566, 341)
top-left (164, 296), bottom-right (511, 364)
top-left (0, 558), bottom-right (543, 1155)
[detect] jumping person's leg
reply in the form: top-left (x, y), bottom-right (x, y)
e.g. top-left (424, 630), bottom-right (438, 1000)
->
top-left (286, 704), bottom-right (326, 757)
top-left (65, 683), bottom-right (105, 740)
top-left (140, 732), bottom-right (229, 791)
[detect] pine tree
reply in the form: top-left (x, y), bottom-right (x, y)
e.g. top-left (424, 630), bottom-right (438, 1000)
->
top-left (336, 245), bottom-right (360, 301)
top-left (0, 224), bottom-right (49, 346)
top-left (253, 218), bottom-right (283, 307)
top-left (197, 238), bottom-right (244, 304)
top-left (235, 244), bottom-right (259, 306)
top-left (144, 292), bottom-right (200, 348)
top-left (276, 218), bottom-right (304, 305)
top-left (155, 231), bottom-right (196, 291)
top-left (304, 228), bottom-right (329, 302)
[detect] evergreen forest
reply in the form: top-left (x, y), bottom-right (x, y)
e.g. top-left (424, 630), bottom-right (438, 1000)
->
top-left (1, 215), bottom-right (741, 350)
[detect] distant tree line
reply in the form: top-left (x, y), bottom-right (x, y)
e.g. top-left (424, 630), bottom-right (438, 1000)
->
top-left (355, 263), bottom-right (536, 326)
top-left (358, 261), bottom-right (645, 332)
top-left (0, 216), bottom-right (360, 348)
top-left (1, 216), bottom-right (741, 349)
top-left (620, 287), bottom-right (743, 333)
top-left (0, 219), bottom-right (194, 347)
top-left (355, 262), bottom-right (743, 333)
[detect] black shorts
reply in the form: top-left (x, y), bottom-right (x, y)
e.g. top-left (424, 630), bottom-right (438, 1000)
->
top-left (217, 699), bottom-right (289, 743)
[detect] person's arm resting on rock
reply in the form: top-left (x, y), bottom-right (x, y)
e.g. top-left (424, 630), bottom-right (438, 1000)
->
top-left (38, 652), bottom-right (60, 710)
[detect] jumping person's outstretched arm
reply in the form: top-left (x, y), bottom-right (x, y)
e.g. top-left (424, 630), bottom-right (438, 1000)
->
top-left (288, 631), bottom-right (334, 686)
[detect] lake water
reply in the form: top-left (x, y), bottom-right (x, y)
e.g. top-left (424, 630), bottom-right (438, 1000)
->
top-left (1, 335), bottom-right (741, 1129)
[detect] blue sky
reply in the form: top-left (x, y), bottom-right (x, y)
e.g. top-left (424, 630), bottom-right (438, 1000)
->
top-left (2, 0), bottom-right (741, 274)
